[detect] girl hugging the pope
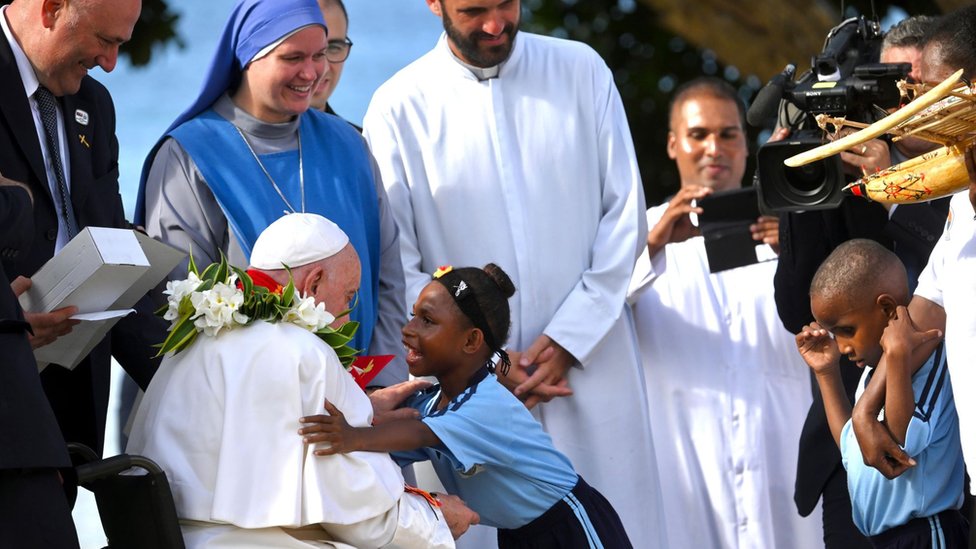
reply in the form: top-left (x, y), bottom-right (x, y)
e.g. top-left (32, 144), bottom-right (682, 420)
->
top-left (300, 263), bottom-right (631, 549)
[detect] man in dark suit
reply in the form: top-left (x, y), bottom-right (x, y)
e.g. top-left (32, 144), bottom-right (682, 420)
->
top-left (0, 179), bottom-right (79, 548)
top-left (0, 0), bottom-right (164, 457)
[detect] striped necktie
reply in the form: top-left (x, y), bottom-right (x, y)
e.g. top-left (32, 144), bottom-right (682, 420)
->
top-left (34, 85), bottom-right (77, 239)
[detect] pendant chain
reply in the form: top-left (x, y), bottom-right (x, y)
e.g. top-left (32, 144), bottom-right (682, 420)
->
top-left (234, 124), bottom-right (305, 213)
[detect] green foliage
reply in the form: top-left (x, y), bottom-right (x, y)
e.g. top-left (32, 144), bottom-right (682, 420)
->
top-left (123, 0), bottom-right (184, 67)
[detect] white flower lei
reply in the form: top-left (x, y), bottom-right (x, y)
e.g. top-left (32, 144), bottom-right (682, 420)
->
top-left (156, 256), bottom-right (357, 364)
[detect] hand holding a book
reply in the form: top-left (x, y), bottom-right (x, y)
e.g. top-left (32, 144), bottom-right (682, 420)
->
top-left (11, 276), bottom-right (79, 349)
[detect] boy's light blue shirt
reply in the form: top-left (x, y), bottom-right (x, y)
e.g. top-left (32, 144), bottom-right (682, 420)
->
top-left (392, 368), bottom-right (579, 529)
top-left (841, 342), bottom-right (965, 536)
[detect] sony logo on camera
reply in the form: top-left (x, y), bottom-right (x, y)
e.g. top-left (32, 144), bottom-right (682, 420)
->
top-left (749, 16), bottom-right (911, 212)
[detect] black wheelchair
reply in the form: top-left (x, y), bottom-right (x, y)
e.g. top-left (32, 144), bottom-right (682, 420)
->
top-left (69, 443), bottom-right (185, 549)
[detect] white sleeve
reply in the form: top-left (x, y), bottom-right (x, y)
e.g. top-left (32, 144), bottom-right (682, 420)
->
top-left (913, 227), bottom-right (946, 308)
top-left (542, 67), bottom-right (648, 365)
top-left (326, 492), bottom-right (454, 549)
top-left (627, 205), bottom-right (668, 304)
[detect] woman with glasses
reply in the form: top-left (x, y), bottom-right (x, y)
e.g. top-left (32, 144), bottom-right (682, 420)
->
top-left (311, 0), bottom-right (355, 125)
top-left (135, 0), bottom-right (407, 388)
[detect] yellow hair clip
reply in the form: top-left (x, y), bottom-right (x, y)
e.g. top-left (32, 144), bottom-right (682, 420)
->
top-left (433, 265), bottom-right (453, 279)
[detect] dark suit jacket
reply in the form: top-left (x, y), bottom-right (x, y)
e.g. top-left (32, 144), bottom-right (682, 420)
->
top-left (0, 36), bottom-right (164, 455)
top-left (775, 195), bottom-right (951, 517)
top-left (0, 185), bottom-right (71, 470)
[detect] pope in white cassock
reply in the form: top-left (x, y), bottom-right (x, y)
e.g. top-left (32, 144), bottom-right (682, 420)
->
top-left (363, 0), bottom-right (665, 546)
top-left (628, 78), bottom-right (821, 549)
top-left (127, 214), bottom-right (477, 548)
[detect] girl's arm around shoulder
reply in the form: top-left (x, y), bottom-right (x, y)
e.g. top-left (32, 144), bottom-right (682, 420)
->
top-left (299, 400), bottom-right (441, 456)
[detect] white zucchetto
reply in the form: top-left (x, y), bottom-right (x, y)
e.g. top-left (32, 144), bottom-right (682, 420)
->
top-left (249, 213), bottom-right (349, 270)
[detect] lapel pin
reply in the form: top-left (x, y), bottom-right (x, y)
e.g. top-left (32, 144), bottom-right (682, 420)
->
top-left (79, 134), bottom-right (90, 148)
top-left (74, 109), bottom-right (89, 125)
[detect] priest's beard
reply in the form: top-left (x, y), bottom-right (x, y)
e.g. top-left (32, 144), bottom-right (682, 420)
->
top-left (442, 10), bottom-right (518, 68)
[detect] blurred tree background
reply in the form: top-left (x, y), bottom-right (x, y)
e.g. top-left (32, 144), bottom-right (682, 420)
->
top-left (1, 0), bottom-right (968, 202)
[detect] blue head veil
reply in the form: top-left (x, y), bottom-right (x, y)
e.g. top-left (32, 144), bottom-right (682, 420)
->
top-left (135, 0), bottom-right (326, 224)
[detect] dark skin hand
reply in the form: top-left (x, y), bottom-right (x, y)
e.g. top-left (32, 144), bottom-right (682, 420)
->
top-left (298, 394), bottom-right (481, 539)
top-left (299, 400), bottom-right (440, 456)
top-left (300, 400), bottom-right (370, 454)
top-left (367, 379), bottom-right (431, 425)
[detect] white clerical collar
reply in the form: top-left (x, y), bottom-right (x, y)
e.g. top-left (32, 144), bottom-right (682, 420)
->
top-left (0, 5), bottom-right (40, 99)
top-left (453, 56), bottom-right (501, 81)
top-left (445, 36), bottom-right (516, 81)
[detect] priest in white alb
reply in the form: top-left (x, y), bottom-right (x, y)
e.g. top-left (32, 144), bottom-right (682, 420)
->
top-left (362, 1), bottom-right (665, 545)
top-left (628, 78), bottom-right (819, 549)
top-left (127, 213), bottom-right (478, 548)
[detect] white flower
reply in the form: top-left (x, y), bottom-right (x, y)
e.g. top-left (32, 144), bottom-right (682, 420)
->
top-left (189, 281), bottom-right (249, 337)
top-left (164, 271), bottom-right (202, 301)
top-left (162, 271), bottom-right (203, 324)
top-left (284, 295), bottom-right (335, 332)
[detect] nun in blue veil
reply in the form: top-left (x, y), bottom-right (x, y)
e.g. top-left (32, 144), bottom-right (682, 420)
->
top-left (136, 0), bottom-right (406, 385)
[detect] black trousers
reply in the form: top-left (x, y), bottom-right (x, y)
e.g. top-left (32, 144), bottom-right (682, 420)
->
top-left (869, 509), bottom-right (969, 548)
top-left (497, 476), bottom-right (632, 549)
top-left (0, 468), bottom-right (79, 549)
top-left (970, 501), bottom-right (976, 549)
top-left (822, 466), bottom-right (872, 549)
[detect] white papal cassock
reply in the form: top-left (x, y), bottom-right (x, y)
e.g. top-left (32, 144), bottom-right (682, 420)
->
top-left (127, 322), bottom-right (454, 548)
top-left (628, 203), bottom-right (822, 549)
top-left (364, 32), bottom-right (665, 547)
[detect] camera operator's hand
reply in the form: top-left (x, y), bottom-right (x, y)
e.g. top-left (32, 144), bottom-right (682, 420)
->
top-left (647, 185), bottom-right (712, 258)
top-left (838, 138), bottom-right (892, 181)
top-left (750, 215), bottom-right (780, 254)
top-left (766, 127), bottom-right (790, 143)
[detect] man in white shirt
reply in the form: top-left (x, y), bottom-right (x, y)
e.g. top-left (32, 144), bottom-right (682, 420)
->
top-left (363, 0), bottom-right (665, 546)
top-left (628, 77), bottom-right (821, 549)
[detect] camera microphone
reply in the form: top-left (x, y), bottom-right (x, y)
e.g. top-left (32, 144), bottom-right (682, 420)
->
top-left (746, 64), bottom-right (796, 128)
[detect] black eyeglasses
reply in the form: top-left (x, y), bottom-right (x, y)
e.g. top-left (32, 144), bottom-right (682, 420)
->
top-left (326, 37), bottom-right (353, 63)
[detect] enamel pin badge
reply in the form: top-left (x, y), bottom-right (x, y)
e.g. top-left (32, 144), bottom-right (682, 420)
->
top-left (74, 109), bottom-right (89, 125)
top-left (79, 134), bottom-right (90, 148)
